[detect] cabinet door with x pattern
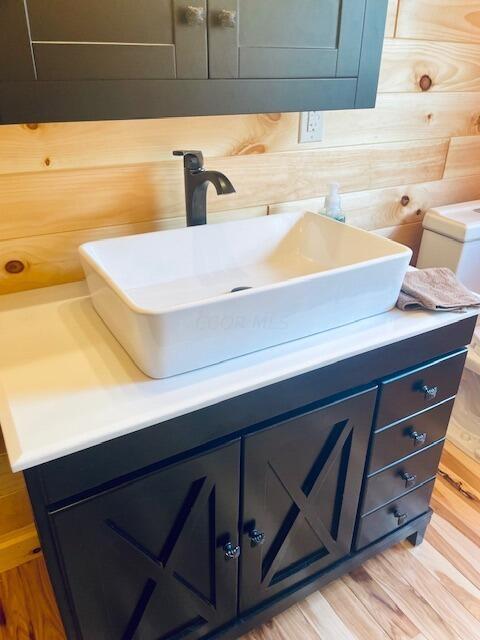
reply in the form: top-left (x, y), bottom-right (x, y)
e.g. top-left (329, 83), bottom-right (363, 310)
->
top-left (51, 440), bottom-right (240, 640)
top-left (240, 387), bottom-right (376, 612)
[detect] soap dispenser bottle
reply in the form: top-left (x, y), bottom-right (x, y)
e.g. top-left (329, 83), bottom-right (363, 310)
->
top-left (323, 183), bottom-right (345, 222)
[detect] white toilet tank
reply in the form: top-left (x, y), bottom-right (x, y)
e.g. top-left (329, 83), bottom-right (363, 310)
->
top-left (418, 200), bottom-right (480, 461)
top-left (417, 200), bottom-right (480, 293)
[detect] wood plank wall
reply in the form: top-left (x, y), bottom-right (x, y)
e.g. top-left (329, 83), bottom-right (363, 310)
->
top-left (0, 0), bottom-right (480, 297)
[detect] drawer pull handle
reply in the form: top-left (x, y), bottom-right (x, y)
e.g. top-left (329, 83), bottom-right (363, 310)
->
top-left (410, 431), bottom-right (427, 447)
top-left (401, 472), bottom-right (417, 489)
top-left (218, 9), bottom-right (237, 27)
top-left (223, 542), bottom-right (241, 560)
top-left (249, 529), bottom-right (266, 547)
top-left (422, 385), bottom-right (438, 401)
top-left (394, 511), bottom-right (408, 527)
top-left (184, 5), bottom-right (206, 25)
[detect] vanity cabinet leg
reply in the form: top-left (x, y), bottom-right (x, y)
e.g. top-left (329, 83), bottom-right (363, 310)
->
top-left (407, 527), bottom-right (426, 547)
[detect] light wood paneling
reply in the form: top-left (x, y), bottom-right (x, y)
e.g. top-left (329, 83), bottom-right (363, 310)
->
top-left (0, 490), bottom-right (34, 537)
top-left (2, 93), bottom-right (478, 175)
top-left (0, 0), bottom-right (480, 296)
top-left (0, 139), bottom-right (449, 244)
top-left (397, 0), bottom-right (480, 44)
top-left (270, 175), bottom-right (480, 230)
top-left (375, 222), bottom-right (424, 264)
top-left (385, 0), bottom-right (399, 38)
top-left (1, 443), bottom-right (478, 640)
top-left (0, 206), bottom-right (267, 294)
top-left (269, 173), bottom-right (480, 260)
top-left (0, 114), bottom-right (298, 175)
top-left (444, 135), bottom-right (480, 179)
top-left (0, 455), bottom-right (25, 499)
top-left (321, 93), bottom-right (480, 148)
top-left (379, 38), bottom-right (480, 93)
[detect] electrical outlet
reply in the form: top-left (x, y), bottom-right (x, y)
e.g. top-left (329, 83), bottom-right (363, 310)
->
top-left (299, 111), bottom-right (324, 143)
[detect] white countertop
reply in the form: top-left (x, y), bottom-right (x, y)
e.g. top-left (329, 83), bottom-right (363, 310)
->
top-left (0, 281), bottom-right (477, 472)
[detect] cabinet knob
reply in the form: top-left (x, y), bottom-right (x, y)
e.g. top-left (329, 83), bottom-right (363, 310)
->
top-left (249, 529), bottom-right (266, 547)
top-left (422, 384), bottom-right (438, 401)
top-left (394, 511), bottom-right (408, 527)
top-left (401, 471), bottom-right (417, 489)
top-left (218, 9), bottom-right (237, 27)
top-left (410, 431), bottom-right (427, 447)
top-left (223, 542), bottom-right (241, 560)
top-left (184, 5), bottom-right (205, 25)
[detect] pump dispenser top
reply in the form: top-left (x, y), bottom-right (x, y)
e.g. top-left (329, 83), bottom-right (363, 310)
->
top-left (323, 183), bottom-right (345, 222)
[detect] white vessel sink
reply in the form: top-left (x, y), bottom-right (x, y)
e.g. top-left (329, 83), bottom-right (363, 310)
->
top-left (80, 212), bottom-right (412, 378)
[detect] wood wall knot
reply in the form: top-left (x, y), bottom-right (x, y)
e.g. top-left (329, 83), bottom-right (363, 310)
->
top-left (263, 113), bottom-right (282, 123)
top-left (419, 75), bottom-right (433, 92)
top-left (236, 143), bottom-right (266, 155)
top-left (4, 260), bottom-right (26, 275)
top-left (401, 195), bottom-right (410, 207)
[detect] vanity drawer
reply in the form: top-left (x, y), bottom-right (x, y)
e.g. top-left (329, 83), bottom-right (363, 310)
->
top-left (369, 399), bottom-right (454, 473)
top-left (375, 350), bottom-right (467, 429)
top-left (356, 479), bottom-right (435, 550)
top-left (362, 441), bottom-right (443, 515)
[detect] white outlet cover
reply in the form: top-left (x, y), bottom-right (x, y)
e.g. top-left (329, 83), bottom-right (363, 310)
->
top-left (299, 111), bottom-right (324, 143)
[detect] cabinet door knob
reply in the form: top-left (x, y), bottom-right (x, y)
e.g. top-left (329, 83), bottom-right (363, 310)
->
top-left (401, 472), bottom-right (417, 489)
top-left (394, 511), bottom-right (408, 526)
top-left (223, 542), bottom-right (241, 560)
top-left (410, 431), bottom-right (427, 447)
top-left (422, 384), bottom-right (438, 400)
top-left (184, 5), bottom-right (205, 25)
top-left (249, 529), bottom-right (266, 547)
top-left (218, 9), bottom-right (237, 27)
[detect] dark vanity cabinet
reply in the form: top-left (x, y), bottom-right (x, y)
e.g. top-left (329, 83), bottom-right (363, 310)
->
top-left (0, 0), bottom-right (389, 124)
top-left (24, 316), bottom-right (476, 640)
top-left (51, 442), bottom-right (241, 640)
top-left (42, 389), bottom-right (375, 640)
top-left (239, 388), bottom-right (375, 612)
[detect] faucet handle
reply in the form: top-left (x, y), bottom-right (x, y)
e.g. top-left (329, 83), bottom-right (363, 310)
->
top-left (173, 150), bottom-right (204, 171)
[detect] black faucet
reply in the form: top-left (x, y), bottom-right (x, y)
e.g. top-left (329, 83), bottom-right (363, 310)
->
top-left (173, 150), bottom-right (236, 227)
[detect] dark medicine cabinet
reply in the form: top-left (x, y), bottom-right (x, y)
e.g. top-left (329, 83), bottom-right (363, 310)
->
top-left (1, 0), bottom-right (388, 124)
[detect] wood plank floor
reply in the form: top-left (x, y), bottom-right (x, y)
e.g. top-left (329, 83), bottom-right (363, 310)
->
top-left (0, 441), bottom-right (478, 640)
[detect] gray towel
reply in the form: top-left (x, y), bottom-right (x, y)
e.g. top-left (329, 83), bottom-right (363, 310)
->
top-left (397, 268), bottom-right (480, 312)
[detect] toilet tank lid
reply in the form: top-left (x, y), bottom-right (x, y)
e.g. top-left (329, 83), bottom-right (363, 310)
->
top-left (423, 200), bottom-right (480, 242)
